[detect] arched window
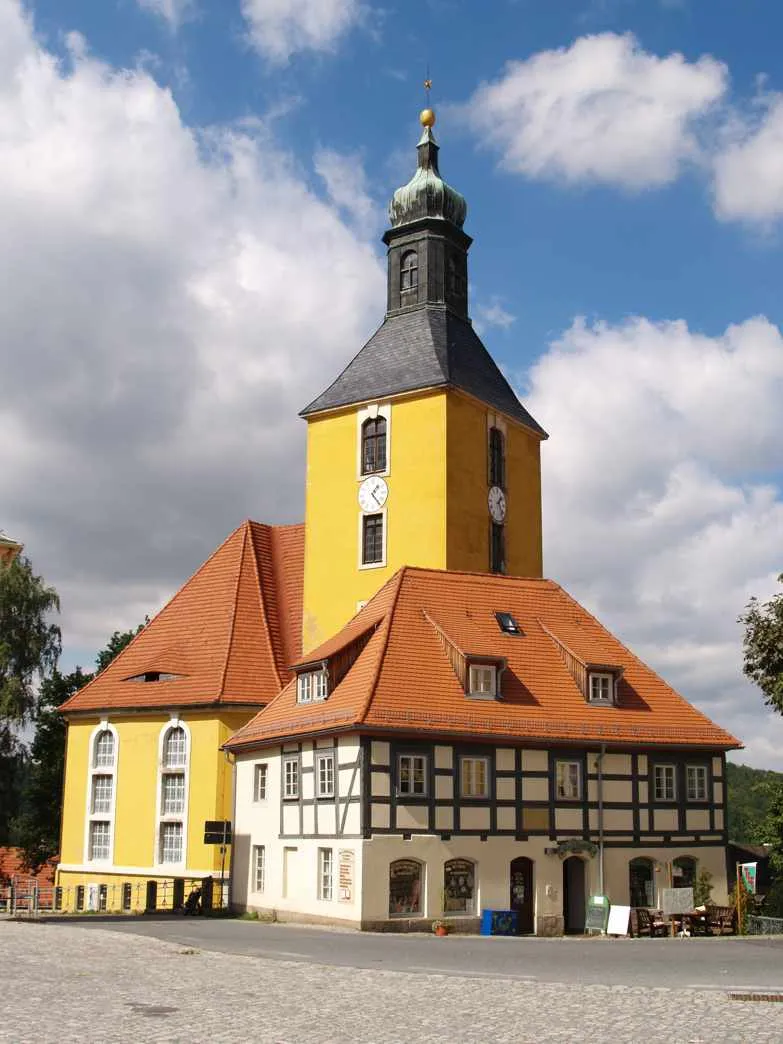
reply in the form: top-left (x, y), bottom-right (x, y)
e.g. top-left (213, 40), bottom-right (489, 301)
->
top-left (361, 416), bottom-right (387, 475)
top-left (443, 858), bottom-right (476, 915)
top-left (489, 426), bottom-right (505, 490)
top-left (389, 859), bottom-right (423, 917)
top-left (400, 251), bottom-right (418, 294)
top-left (157, 722), bottom-right (190, 866)
top-left (673, 856), bottom-right (697, 889)
top-left (629, 857), bottom-right (655, 907)
top-left (447, 253), bottom-right (466, 300)
top-left (86, 724), bottom-right (117, 863)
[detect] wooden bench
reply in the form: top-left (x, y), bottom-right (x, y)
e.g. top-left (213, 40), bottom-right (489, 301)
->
top-left (705, 905), bottom-right (735, 935)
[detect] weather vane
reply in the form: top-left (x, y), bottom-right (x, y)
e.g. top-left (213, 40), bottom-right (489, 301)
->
top-left (421, 70), bottom-right (435, 128)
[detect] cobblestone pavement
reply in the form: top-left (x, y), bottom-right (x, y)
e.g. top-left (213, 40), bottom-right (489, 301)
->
top-left (2, 922), bottom-right (783, 1043)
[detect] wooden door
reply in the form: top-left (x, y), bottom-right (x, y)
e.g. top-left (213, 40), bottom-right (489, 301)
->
top-left (509, 857), bottom-right (534, 934)
top-left (562, 856), bottom-right (586, 934)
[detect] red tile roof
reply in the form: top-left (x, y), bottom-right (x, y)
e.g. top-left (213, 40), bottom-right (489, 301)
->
top-left (226, 567), bottom-right (741, 752)
top-left (0, 848), bottom-right (56, 886)
top-left (61, 521), bottom-right (304, 714)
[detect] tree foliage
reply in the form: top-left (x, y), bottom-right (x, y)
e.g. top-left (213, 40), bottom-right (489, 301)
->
top-left (739, 574), bottom-right (783, 714)
top-left (725, 762), bottom-right (783, 844)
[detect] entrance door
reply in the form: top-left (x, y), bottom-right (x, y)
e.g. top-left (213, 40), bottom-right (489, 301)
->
top-left (562, 856), bottom-right (586, 934)
top-left (509, 857), bottom-right (534, 934)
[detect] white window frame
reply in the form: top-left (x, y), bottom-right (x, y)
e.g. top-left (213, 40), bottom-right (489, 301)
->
top-left (253, 845), bottom-right (265, 893)
top-left (555, 760), bottom-right (582, 801)
top-left (283, 757), bottom-right (300, 800)
top-left (318, 847), bottom-right (333, 901)
top-left (154, 719), bottom-right (190, 868)
top-left (84, 721), bottom-right (118, 865)
top-left (358, 508), bottom-right (387, 570)
top-left (460, 757), bottom-right (489, 798)
top-left (356, 402), bottom-right (391, 480)
top-left (316, 753), bottom-right (335, 798)
top-left (90, 774), bottom-right (113, 815)
top-left (162, 725), bottom-right (187, 768)
top-left (88, 820), bottom-right (111, 861)
top-left (686, 764), bottom-right (707, 802)
top-left (589, 672), bottom-right (614, 703)
top-left (397, 754), bottom-right (427, 797)
top-left (654, 763), bottom-right (677, 802)
top-left (297, 670), bottom-right (328, 704)
top-left (253, 763), bottom-right (268, 802)
top-left (161, 773), bottom-right (186, 815)
top-left (159, 821), bottom-right (183, 865)
top-left (468, 664), bottom-right (497, 699)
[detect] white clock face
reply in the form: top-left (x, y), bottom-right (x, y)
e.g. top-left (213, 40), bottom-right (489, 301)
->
top-left (488, 485), bottom-right (506, 523)
top-left (358, 476), bottom-right (388, 513)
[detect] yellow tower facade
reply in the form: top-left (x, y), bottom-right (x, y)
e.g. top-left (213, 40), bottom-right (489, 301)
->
top-left (301, 113), bottom-right (546, 651)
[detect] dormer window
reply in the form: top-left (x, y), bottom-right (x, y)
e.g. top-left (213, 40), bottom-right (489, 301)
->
top-left (400, 250), bottom-right (418, 296)
top-left (297, 669), bottom-right (328, 704)
top-left (589, 672), bottom-right (614, 704)
top-left (468, 663), bottom-right (497, 699)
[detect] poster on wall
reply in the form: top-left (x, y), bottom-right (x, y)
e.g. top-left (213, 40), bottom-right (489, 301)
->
top-left (389, 859), bottom-right (422, 917)
top-left (338, 850), bottom-right (354, 903)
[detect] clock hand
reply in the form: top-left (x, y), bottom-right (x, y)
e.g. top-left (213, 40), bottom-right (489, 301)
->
top-left (371, 489), bottom-right (381, 504)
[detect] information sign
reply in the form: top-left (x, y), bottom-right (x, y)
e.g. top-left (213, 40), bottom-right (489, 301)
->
top-left (606, 904), bottom-right (631, 936)
top-left (338, 850), bottom-right (354, 903)
top-left (661, 887), bottom-right (693, 916)
top-left (584, 895), bottom-right (610, 934)
top-left (203, 820), bottom-right (232, 845)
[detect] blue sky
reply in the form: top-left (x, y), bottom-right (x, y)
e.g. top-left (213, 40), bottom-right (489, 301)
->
top-left (2, 0), bottom-right (783, 768)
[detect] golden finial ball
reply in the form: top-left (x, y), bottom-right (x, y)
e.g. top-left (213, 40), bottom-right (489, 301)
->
top-left (419, 108), bottom-right (436, 128)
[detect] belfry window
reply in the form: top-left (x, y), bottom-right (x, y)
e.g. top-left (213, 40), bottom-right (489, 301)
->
top-left (490, 522), bottom-right (505, 574)
top-left (400, 250), bottom-right (418, 296)
top-left (362, 513), bottom-right (384, 566)
top-left (361, 417), bottom-right (387, 475)
top-left (489, 427), bottom-right (505, 489)
top-left (447, 253), bottom-right (466, 301)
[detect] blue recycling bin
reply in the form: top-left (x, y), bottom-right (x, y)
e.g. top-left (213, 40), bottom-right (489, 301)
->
top-left (480, 909), bottom-right (518, 936)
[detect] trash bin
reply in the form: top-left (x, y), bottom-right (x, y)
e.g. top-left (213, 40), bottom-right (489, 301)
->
top-left (480, 909), bottom-right (518, 936)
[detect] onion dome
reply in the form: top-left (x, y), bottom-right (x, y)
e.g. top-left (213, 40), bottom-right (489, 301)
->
top-left (388, 109), bottom-right (467, 230)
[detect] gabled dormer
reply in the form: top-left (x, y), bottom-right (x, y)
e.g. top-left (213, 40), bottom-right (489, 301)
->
top-left (424, 610), bottom-right (507, 701)
top-left (540, 621), bottom-right (624, 706)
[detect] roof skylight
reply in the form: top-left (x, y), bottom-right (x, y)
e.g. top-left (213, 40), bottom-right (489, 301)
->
top-left (495, 611), bottom-right (522, 636)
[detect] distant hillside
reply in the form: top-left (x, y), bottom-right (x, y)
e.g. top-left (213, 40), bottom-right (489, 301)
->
top-left (726, 762), bottom-right (783, 844)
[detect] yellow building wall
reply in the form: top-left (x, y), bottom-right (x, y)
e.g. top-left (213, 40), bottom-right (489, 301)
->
top-left (445, 391), bottom-right (543, 578)
top-left (302, 391), bottom-right (448, 652)
top-left (58, 709), bottom-right (253, 908)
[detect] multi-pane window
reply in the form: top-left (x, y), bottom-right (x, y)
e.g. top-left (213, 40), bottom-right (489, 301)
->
top-left (89, 821), bottom-right (111, 861)
top-left (490, 522), bottom-right (505, 574)
top-left (654, 764), bottom-right (677, 802)
top-left (161, 774), bottom-right (186, 815)
top-left (318, 848), bottom-right (333, 901)
top-left (94, 730), bottom-right (115, 768)
top-left (254, 763), bottom-right (268, 802)
top-left (398, 754), bottom-right (427, 796)
top-left (468, 664), bottom-right (496, 698)
top-left (362, 513), bottom-right (384, 565)
top-left (686, 765), bottom-right (707, 802)
top-left (556, 760), bottom-right (582, 800)
top-left (90, 775), bottom-right (113, 814)
top-left (400, 250), bottom-right (418, 294)
top-left (297, 670), bottom-right (328, 704)
top-left (284, 757), bottom-right (299, 799)
top-left (447, 253), bottom-right (466, 301)
top-left (489, 427), bottom-right (505, 489)
top-left (253, 845), bottom-right (265, 893)
top-left (159, 821), bottom-right (183, 864)
top-left (461, 757), bottom-right (489, 798)
top-left (163, 726), bottom-right (187, 768)
top-left (589, 673), bottom-right (613, 703)
top-left (317, 754), bottom-right (335, 798)
top-left (361, 417), bottom-right (387, 475)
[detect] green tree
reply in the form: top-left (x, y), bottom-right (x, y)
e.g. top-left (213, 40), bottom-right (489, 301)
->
top-left (12, 625), bottom-right (144, 869)
top-left (0, 556), bottom-right (60, 843)
top-left (739, 574), bottom-right (783, 714)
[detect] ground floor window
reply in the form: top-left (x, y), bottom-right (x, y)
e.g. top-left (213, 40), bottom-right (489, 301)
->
top-left (443, 859), bottom-right (476, 915)
top-left (253, 845), bottom-right (265, 893)
top-left (159, 821), bottom-right (183, 863)
top-left (673, 856), bottom-right (697, 889)
top-left (629, 857), bottom-right (655, 907)
top-left (88, 820), bottom-right (111, 861)
top-left (389, 859), bottom-right (423, 917)
top-left (318, 848), bottom-right (333, 901)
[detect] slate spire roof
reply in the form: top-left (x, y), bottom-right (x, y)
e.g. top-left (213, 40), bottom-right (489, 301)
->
top-left (225, 567), bottom-right (741, 752)
top-left (60, 520), bottom-right (304, 714)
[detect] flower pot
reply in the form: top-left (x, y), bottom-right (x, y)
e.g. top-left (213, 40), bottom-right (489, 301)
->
top-left (434, 925), bottom-right (449, 937)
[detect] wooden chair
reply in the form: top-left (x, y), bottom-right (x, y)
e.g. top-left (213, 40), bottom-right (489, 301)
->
top-left (634, 907), bottom-right (668, 937)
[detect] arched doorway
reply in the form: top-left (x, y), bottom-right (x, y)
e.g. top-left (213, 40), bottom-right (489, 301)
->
top-left (629, 857), bottom-right (655, 908)
top-left (509, 857), bottom-right (534, 934)
top-left (562, 857), bottom-right (586, 934)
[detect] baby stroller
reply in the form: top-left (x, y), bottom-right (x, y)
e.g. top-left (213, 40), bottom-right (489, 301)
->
top-left (183, 885), bottom-right (202, 915)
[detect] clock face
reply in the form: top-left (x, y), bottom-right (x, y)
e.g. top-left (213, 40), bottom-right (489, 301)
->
top-left (358, 475), bottom-right (388, 513)
top-left (488, 485), bottom-right (506, 523)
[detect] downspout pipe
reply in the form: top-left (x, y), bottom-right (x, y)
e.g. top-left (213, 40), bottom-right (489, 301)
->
top-left (596, 744), bottom-right (606, 896)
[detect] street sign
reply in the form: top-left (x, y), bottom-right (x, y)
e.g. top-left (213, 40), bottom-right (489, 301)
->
top-left (203, 820), bottom-right (232, 845)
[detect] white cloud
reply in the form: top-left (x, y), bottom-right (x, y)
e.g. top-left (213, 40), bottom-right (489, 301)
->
top-left (240, 0), bottom-right (362, 64)
top-left (0, 0), bottom-right (383, 650)
top-left (712, 93), bottom-right (783, 224)
top-left (464, 32), bottom-right (727, 189)
top-left (525, 315), bottom-right (783, 768)
top-left (314, 147), bottom-right (380, 231)
top-left (474, 297), bottom-right (516, 333)
top-left (135, 0), bottom-right (195, 29)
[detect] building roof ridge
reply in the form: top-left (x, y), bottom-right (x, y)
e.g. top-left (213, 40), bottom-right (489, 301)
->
top-left (218, 521), bottom-right (251, 697)
top-left (251, 523), bottom-right (284, 692)
top-left (354, 567), bottom-right (408, 725)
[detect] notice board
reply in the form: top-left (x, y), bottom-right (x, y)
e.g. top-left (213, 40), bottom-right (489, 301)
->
top-left (584, 895), bottom-right (609, 934)
top-left (606, 904), bottom-right (631, 936)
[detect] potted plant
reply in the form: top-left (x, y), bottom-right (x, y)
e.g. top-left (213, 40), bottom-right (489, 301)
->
top-left (432, 919), bottom-right (451, 937)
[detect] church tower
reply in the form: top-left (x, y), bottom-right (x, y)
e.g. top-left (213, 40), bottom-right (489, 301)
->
top-left (301, 109), bottom-right (547, 651)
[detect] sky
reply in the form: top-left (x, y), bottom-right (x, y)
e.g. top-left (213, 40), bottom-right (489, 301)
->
top-left (2, 0), bottom-right (783, 769)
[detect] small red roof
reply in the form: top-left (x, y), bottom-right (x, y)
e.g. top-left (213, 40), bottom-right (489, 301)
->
top-left (226, 567), bottom-right (741, 752)
top-left (0, 848), bottom-right (56, 886)
top-left (61, 521), bottom-right (304, 714)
